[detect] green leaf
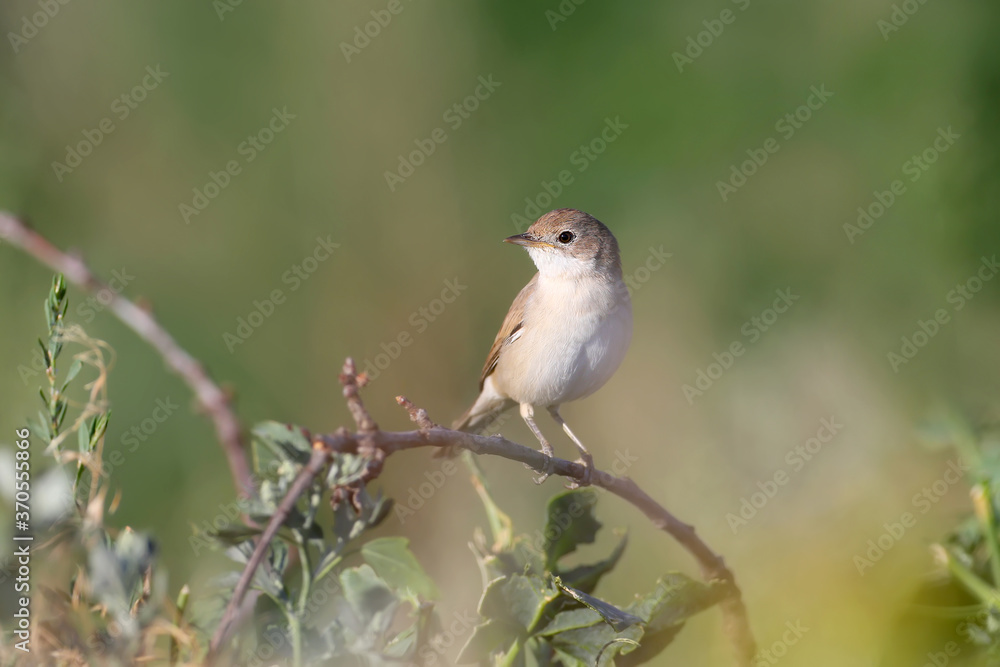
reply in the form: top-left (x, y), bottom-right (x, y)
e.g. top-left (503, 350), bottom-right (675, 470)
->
top-left (331, 486), bottom-right (392, 552)
top-left (361, 536), bottom-right (439, 601)
top-left (537, 607), bottom-right (604, 636)
top-left (37, 339), bottom-right (52, 371)
top-left (340, 564), bottom-right (395, 612)
top-left (209, 524), bottom-right (262, 545)
top-left (480, 574), bottom-right (561, 633)
top-left (90, 411), bottom-right (111, 449)
top-left (556, 581), bottom-right (642, 632)
top-left (78, 418), bottom-right (91, 452)
top-left (550, 619), bottom-right (643, 667)
top-left (615, 574), bottom-right (732, 666)
top-left (52, 273), bottom-right (67, 302)
top-left (54, 399), bottom-right (68, 430)
top-left (525, 636), bottom-right (553, 666)
top-left (326, 452), bottom-right (369, 487)
top-left (252, 421), bottom-right (313, 465)
top-left (33, 411), bottom-right (50, 443)
top-left (557, 531), bottom-right (627, 594)
top-left (62, 358), bottom-right (83, 390)
top-left (543, 489), bottom-right (601, 570)
top-left (312, 544), bottom-right (345, 584)
top-left (627, 573), bottom-right (729, 627)
top-left (614, 626), bottom-right (683, 667)
top-left (497, 636), bottom-right (525, 667)
top-left (456, 619), bottom-right (510, 664)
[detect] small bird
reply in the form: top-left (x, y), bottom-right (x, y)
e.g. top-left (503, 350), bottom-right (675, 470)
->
top-left (452, 208), bottom-right (632, 484)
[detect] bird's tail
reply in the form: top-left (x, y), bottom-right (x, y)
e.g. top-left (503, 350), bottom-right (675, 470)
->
top-left (438, 384), bottom-right (512, 457)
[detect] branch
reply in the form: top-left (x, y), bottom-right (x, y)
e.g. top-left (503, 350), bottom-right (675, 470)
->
top-left (0, 213), bottom-right (255, 499)
top-left (209, 444), bottom-right (329, 659)
top-left (0, 217), bottom-right (754, 663)
top-left (210, 359), bottom-right (756, 666)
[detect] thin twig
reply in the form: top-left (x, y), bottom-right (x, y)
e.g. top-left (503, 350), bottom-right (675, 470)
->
top-left (0, 216), bottom-right (754, 663)
top-left (210, 364), bottom-right (756, 666)
top-left (207, 444), bottom-right (330, 661)
top-left (0, 213), bottom-right (255, 499)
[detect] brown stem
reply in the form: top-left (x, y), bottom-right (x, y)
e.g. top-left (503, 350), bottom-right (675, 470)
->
top-left (0, 213), bottom-right (255, 499)
top-left (207, 444), bottom-right (330, 660)
top-left (209, 365), bottom-right (756, 665)
top-left (0, 216), bottom-right (753, 664)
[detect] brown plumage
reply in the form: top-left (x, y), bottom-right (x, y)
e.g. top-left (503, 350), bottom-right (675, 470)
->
top-left (450, 208), bottom-right (630, 440)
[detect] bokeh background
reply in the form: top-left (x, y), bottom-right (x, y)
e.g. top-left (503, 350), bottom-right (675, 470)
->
top-left (2, 1), bottom-right (999, 664)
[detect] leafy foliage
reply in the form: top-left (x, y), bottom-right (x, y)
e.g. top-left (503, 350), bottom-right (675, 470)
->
top-left (208, 420), bottom-right (440, 666)
top-left (2, 275), bottom-right (177, 666)
top-left (459, 480), bottom-right (731, 666)
top-left (899, 416), bottom-right (1000, 664)
top-left (7, 275), bottom-right (730, 666)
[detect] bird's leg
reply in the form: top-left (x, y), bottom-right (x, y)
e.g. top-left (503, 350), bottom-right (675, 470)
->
top-left (548, 406), bottom-right (594, 487)
top-left (520, 403), bottom-right (555, 483)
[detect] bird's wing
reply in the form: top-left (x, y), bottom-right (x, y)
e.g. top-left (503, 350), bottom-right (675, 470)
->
top-left (479, 272), bottom-right (538, 390)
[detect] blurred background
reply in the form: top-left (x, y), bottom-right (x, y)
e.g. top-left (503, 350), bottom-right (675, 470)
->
top-left (1, 1), bottom-right (999, 664)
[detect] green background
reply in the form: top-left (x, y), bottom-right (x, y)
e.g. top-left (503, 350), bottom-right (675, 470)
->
top-left (2, 1), bottom-right (999, 664)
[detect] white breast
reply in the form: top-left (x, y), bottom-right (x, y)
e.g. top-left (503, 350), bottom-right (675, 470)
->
top-left (493, 274), bottom-right (632, 407)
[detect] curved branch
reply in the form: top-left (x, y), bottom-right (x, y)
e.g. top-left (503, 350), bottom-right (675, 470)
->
top-left (0, 213), bottom-right (255, 499)
top-left (209, 444), bottom-right (329, 660)
top-left (210, 362), bottom-right (756, 665)
top-left (0, 216), bottom-right (754, 663)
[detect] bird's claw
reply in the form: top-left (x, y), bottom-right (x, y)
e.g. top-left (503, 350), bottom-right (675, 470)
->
top-left (527, 445), bottom-right (556, 484)
top-left (565, 452), bottom-right (594, 489)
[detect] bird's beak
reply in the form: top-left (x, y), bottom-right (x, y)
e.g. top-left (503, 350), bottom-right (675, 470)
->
top-left (504, 233), bottom-right (553, 248)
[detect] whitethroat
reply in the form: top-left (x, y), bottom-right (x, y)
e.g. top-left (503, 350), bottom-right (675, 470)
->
top-left (452, 208), bottom-right (632, 484)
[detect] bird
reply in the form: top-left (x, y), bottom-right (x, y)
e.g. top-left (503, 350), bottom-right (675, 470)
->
top-left (452, 208), bottom-right (632, 484)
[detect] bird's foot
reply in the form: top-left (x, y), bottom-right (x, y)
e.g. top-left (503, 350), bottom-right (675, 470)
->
top-left (566, 452), bottom-right (594, 489)
top-left (527, 443), bottom-right (556, 484)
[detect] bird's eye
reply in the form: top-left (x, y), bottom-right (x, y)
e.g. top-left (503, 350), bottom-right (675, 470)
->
top-left (557, 231), bottom-right (575, 244)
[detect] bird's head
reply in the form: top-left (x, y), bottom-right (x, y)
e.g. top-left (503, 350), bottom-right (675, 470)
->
top-left (504, 209), bottom-right (622, 279)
